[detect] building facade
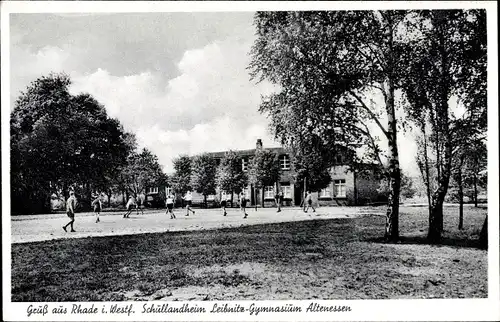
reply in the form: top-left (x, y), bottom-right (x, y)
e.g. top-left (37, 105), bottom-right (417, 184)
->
top-left (145, 139), bottom-right (385, 208)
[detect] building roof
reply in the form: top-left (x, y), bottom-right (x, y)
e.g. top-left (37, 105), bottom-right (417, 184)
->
top-left (206, 146), bottom-right (287, 159)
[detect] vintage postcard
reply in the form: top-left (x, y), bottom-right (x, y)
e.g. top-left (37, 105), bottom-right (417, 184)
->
top-left (1, 1), bottom-right (499, 321)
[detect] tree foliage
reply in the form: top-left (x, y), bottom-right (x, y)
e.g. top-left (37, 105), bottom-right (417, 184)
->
top-left (401, 9), bottom-right (486, 241)
top-left (216, 151), bottom-right (248, 195)
top-left (378, 171), bottom-right (417, 200)
top-left (121, 148), bottom-right (166, 198)
top-left (191, 153), bottom-right (217, 204)
top-left (248, 149), bottom-right (281, 189)
top-left (291, 135), bottom-right (333, 192)
top-left (10, 73), bottom-right (133, 214)
top-left (171, 155), bottom-right (192, 195)
top-left (249, 11), bottom-right (415, 240)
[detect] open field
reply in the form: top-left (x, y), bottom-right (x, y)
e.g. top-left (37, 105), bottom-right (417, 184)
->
top-left (10, 206), bottom-right (385, 243)
top-left (11, 205), bottom-right (487, 301)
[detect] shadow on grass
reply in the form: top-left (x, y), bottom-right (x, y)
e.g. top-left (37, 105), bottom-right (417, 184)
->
top-left (364, 235), bottom-right (483, 249)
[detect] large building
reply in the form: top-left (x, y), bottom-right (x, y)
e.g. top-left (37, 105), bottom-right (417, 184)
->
top-left (145, 139), bottom-right (385, 208)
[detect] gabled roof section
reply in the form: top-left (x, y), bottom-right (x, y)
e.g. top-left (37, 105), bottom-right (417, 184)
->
top-left (206, 146), bottom-right (287, 159)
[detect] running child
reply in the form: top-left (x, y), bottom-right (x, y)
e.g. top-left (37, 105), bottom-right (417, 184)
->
top-left (63, 191), bottom-right (77, 232)
top-left (91, 193), bottom-right (102, 223)
top-left (240, 191), bottom-right (248, 219)
top-left (220, 191), bottom-right (228, 216)
top-left (183, 190), bottom-right (195, 216)
top-left (124, 196), bottom-right (136, 218)
top-left (304, 191), bottom-right (316, 213)
top-left (166, 194), bottom-right (176, 219)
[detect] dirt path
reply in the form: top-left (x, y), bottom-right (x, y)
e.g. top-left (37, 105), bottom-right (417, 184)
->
top-left (10, 206), bottom-right (384, 244)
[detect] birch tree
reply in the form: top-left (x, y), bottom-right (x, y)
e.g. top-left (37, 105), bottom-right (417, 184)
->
top-left (249, 11), bottom-right (414, 240)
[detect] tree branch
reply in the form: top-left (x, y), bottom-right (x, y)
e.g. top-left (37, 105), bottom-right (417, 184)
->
top-left (348, 90), bottom-right (389, 139)
top-left (357, 121), bottom-right (385, 167)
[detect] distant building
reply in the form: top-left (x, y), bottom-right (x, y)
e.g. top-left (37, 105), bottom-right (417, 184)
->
top-left (145, 139), bottom-right (385, 208)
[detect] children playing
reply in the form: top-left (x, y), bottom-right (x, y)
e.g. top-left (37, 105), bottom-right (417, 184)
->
top-left (240, 191), bottom-right (248, 219)
top-left (91, 193), bottom-right (102, 223)
top-left (182, 190), bottom-right (195, 216)
top-left (123, 196), bottom-right (137, 218)
top-left (304, 191), bottom-right (316, 213)
top-left (63, 191), bottom-right (77, 232)
top-left (220, 191), bottom-right (228, 216)
top-left (166, 194), bottom-right (176, 219)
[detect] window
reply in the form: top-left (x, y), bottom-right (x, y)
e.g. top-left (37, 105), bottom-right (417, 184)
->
top-left (148, 187), bottom-right (159, 194)
top-left (242, 158), bottom-right (249, 171)
top-left (320, 187), bottom-right (332, 198)
top-left (279, 155), bottom-right (291, 170)
top-left (281, 184), bottom-right (292, 199)
top-left (165, 187), bottom-right (172, 196)
top-left (334, 179), bottom-right (346, 198)
top-left (264, 186), bottom-right (274, 199)
top-left (207, 194), bottom-right (216, 201)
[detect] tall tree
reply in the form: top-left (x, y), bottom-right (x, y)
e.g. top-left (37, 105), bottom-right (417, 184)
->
top-left (249, 11), bottom-right (414, 240)
top-left (248, 149), bottom-right (281, 207)
top-left (171, 155), bottom-right (192, 196)
top-left (120, 148), bottom-right (165, 199)
top-left (216, 150), bottom-right (248, 205)
top-left (10, 73), bottom-right (132, 214)
top-left (191, 153), bottom-right (217, 207)
top-left (291, 134), bottom-right (335, 194)
top-left (402, 9), bottom-right (486, 241)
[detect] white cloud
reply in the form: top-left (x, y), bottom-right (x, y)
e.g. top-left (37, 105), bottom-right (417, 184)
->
top-left (136, 117), bottom-right (276, 173)
top-left (10, 21), bottom-right (428, 178)
top-left (68, 39), bottom-right (278, 172)
top-left (10, 45), bottom-right (73, 105)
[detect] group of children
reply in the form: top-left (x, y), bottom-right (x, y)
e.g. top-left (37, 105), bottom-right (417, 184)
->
top-left (62, 189), bottom-right (317, 233)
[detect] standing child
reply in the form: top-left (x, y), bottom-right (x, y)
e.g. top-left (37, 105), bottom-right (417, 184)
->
top-left (91, 193), bottom-right (102, 223)
top-left (124, 196), bottom-right (136, 218)
top-left (304, 191), bottom-right (316, 213)
top-left (220, 192), bottom-right (228, 216)
top-left (183, 190), bottom-right (195, 216)
top-left (275, 188), bottom-right (283, 213)
top-left (63, 191), bottom-right (77, 232)
top-left (166, 194), bottom-right (176, 219)
top-left (240, 191), bottom-right (248, 219)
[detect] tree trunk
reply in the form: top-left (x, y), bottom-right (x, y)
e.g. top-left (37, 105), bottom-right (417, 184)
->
top-left (62, 182), bottom-right (67, 201)
top-left (428, 12), bottom-right (452, 243)
top-left (261, 189), bottom-right (265, 208)
top-left (478, 216), bottom-right (487, 249)
top-left (383, 16), bottom-right (400, 242)
top-left (204, 194), bottom-right (207, 208)
top-left (421, 126), bottom-right (432, 218)
top-left (107, 189), bottom-right (112, 207)
top-left (473, 173), bottom-right (478, 207)
top-left (254, 186), bottom-right (258, 211)
top-left (230, 191), bottom-right (234, 208)
top-left (384, 118), bottom-right (401, 241)
top-left (87, 182), bottom-right (92, 211)
top-left (458, 165), bottom-right (464, 230)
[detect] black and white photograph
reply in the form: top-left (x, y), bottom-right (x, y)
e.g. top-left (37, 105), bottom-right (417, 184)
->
top-left (1, 1), bottom-right (499, 321)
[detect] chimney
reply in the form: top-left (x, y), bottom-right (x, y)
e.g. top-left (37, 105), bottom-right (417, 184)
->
top-left (256, 139), bottom-right (263, 150)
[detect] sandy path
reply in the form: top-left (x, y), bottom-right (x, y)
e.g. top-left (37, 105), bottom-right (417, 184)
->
top-left (10, 206), bottom-right (384, 244)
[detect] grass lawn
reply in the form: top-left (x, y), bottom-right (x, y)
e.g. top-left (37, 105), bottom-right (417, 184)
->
top-left (11, 206), bottom-right (487, 301)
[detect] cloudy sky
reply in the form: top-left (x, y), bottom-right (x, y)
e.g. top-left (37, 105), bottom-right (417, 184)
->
top-left (10, 12), bottom-right (420, 175)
